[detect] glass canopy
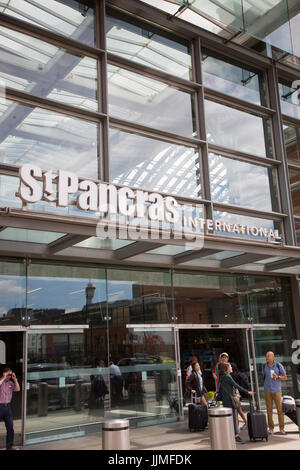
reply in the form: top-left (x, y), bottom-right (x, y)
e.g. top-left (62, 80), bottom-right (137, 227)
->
top-left (138, 0), bottom-right (300, 71)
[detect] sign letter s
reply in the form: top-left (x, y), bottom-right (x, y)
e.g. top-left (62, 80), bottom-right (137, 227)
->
top-left (291, 340), bottom-right (300, 365)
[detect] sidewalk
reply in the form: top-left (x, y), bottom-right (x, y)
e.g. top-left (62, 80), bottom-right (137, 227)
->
top-left (20, 416), bottom-right (300, 451)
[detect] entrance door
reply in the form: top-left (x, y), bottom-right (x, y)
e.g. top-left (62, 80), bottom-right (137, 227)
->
top-left (179, 327), bottom-right (251, 392)
top-left (0, 330), bottom-right (25, 449)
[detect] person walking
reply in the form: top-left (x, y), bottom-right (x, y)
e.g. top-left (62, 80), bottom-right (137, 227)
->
top-left (230, 362), bottom-right (248, 431)
top-left (263, 351), bottom-right (287, 435)
top-left (0, 367), bottom-right (20, 450)
top-left (185, 362), bottom-right (208, 408)
top-left (219, 362), bottom-right (254, 444)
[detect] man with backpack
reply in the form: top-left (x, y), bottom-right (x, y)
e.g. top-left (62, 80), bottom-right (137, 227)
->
top-left (263, 351), bottom-right (287, 435)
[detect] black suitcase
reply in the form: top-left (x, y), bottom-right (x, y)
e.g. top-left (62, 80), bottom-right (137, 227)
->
top-left (188, 403), bottom-right (208, 432)
top-left (247, 402), bottom-right (268, 442)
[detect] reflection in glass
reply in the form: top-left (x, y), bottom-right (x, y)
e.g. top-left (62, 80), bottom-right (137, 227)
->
top-left (0, 26), bottom-right (98, 111)
top-left (0, 0), bottom-right (95, 46)
top-left (0, 98), bottom-right (98, 178)
top-left (279, 82), bottom-right (300, 120)
top-left (109, 129), bottom-right (201, 198)
top-left (106, 10), bottom-right (192, 79)
top-left (0, 261), bottom-right (26, 326)
top-left (108, 65), bottom-right (195, 137)
top-left (202, 48), bottom-right (264, 105)
top-left (289, 168), bottom-right (300, 216)
top-left (107, 268), bottom-right (176, 422)
top-left (0, 228), bottom-right (64, 244)
top-left (283, 124), bottom-right (300, 165)
top-left (209, 153), bottom-right (277, 211)
top-left (0, 174), bottom-right (22, 208)
top-left (205, 100), bottom-right (269, 157)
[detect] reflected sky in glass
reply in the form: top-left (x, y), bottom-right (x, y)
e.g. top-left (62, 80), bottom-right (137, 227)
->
top-left (108, 65), bottom-right (195, 137)
top-left (209, 152), bottom-right (275, 211)
top-left (0, 98), bottom-right (98, 179)
top-left (109, 129), bottom-right (201, 199)
top-left (0, 0), bottom-right (95, 46)
top-left (205, 100), bottom-right (268, 157)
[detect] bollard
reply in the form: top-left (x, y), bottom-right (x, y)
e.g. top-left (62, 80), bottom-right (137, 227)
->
top-left (38, 382), bottom-right (48, 417)
top-left (102, 419), bottom-right (130, 450)
top-left (296, 399), bottom-right (300, 435)
top-left (208, 407), bottom-right (236, 450)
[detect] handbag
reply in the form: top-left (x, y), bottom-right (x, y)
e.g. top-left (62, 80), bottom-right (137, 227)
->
top-left (230, 389), bottom-right (241, 409)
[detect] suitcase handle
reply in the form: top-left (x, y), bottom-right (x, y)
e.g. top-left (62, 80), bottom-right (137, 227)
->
top-left (192, 391), bottom-right (201, 404)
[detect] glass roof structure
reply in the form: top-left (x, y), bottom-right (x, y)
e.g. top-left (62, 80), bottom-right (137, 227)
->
top-left (138, 0), bottom-right (300, 71)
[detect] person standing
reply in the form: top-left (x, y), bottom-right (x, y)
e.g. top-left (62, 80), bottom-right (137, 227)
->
top-left (263, 351), bottom-right (287, 435)
top-left (0, 367), bottom-right (20, 450)
top-left (219, 362), bottom-right (254, 444)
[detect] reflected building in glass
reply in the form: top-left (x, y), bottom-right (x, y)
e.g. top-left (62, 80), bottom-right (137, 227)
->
top-left (0, 0), bottom-right (300, 447)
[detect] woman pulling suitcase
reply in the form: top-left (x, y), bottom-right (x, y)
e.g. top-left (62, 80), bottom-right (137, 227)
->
top-left (185, 362), bottom-right (208, 432)
top-left (219, 363), bottom-right (254, 444)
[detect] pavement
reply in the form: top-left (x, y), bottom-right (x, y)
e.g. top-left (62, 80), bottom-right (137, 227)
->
top-left (17, 413), bottom-right (300, 451)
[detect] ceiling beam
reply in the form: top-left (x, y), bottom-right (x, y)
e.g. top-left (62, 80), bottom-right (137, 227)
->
top-left (46, 234), bottom-right (90, 254)
top-left (113, 241), bottom-right (162, 260)
top-left (264, 258), bottom-right (300, 271)
top-left (173, 249), bottom-right (221, 264)
top-left (221, 253), bottom-right (273, 268)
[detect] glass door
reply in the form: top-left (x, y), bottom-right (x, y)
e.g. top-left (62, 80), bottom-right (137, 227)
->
top-left (24, 325), bottom-right (111, 445)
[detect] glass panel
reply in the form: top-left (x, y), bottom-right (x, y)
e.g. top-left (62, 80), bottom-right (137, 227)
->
top-left (0, 228), bottom-right (64, 243)
top-left (146, 245), bottom-right (191, 256)
top-left (25, 264), bottom-right (109, 442)
top-left (243, 0), bottom-right (292, 54)
top-left (0, 174), bottom-right (22, 208)
top-left (0, 98), bottom-right (98, 179)
top-left (75, 237), bottom-right (133, 250)
top-left (107, 268), bottom-right (177, 424)
top-left (283, 124), bottom-right (300, 166)
top-left (0, 0), bottom-right (95, 46)
top-left (0, 26), bottom-right (98, 111)
top-left (253, 325), bottom-right (296, 408)
top-left (106, 10), bottom-right (192, 80)
top-left (205, 100), bottom-right (270, 157)
top-left (26, 330), bottom-right (110, 443)
top-left (279, 82), bottom-right (300, 120)
top-left (209, 152), bottom-right (277, 211)
top-left (109, 129), bottom-right (201, 199)
top-left (289, 168), bottom-right (300, 216)
top-left (202, 48), bottom-right (264, 105)
top-left (108, 65), bottom-right (196, 137)
top-left (0, 260), bottom-right (26, 326)
top-left (213, 211), bottom-right (281, 242)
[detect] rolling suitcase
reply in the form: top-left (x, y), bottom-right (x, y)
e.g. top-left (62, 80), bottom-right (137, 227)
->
top-left (247, 401), bottom-right (268, 442)
top-left (282, 396), bottom-right (298, 425)
top-left (188, 393), bottom-right (208, 432)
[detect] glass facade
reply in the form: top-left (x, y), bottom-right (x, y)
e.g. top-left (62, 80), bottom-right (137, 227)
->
top-left (0, 0), bottom-right (299, 447)
top-left (0, 260), bottom-right (298, 444)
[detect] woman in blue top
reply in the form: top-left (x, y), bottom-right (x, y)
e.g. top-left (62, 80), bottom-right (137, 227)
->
top-left (219, 362), bottom-right (254, 444)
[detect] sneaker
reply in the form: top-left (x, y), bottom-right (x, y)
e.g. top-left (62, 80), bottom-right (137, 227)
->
top-left (240, 423), bottom-right (248, 431)
top-left (235, 436), bottom-right (245, 444)
top-left (268, 428), bottom-right (274, 435)
top-left (279, 429), bottom-right (286, 435)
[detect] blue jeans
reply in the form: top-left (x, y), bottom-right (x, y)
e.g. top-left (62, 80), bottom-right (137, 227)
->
top-left (232, 408), bottom-right (239, 436)
top-left (0, 404), bottom-right (14, 449)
